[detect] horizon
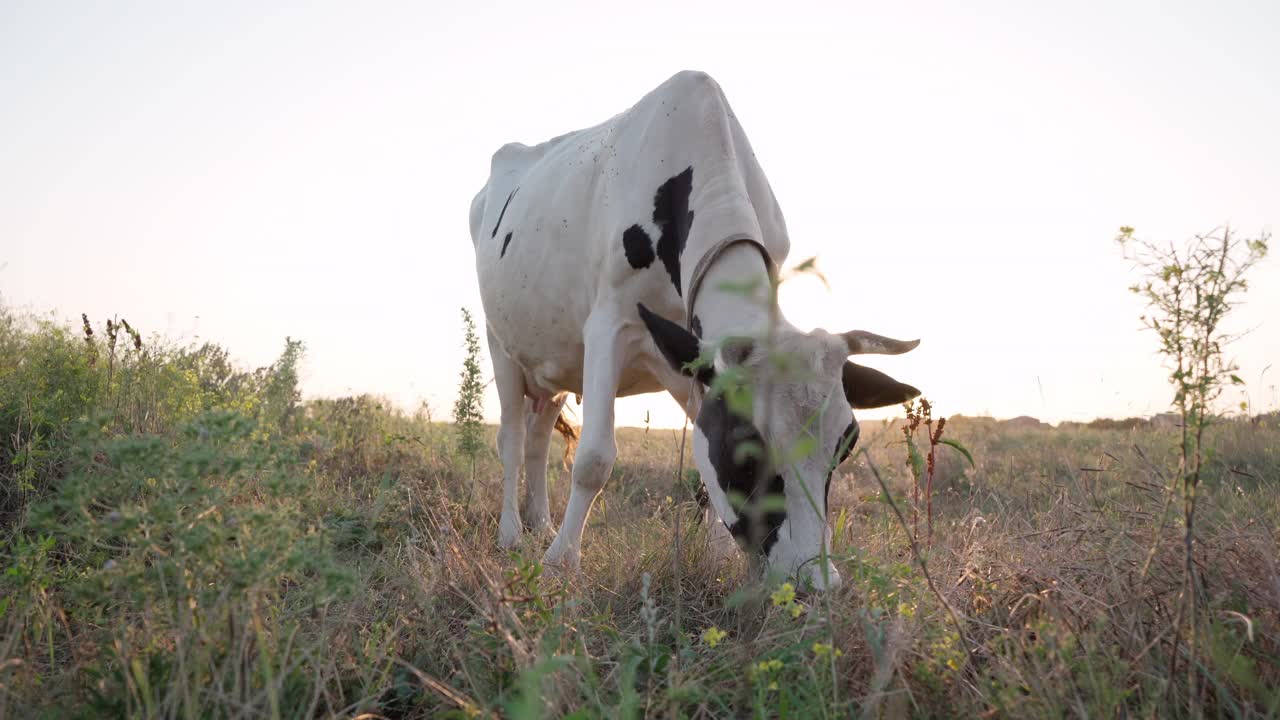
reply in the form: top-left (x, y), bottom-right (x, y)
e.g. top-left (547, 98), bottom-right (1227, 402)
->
top-left (3, 2), bottom-right (1277, 429)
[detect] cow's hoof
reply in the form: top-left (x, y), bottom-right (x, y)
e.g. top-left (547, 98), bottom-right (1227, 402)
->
top-left (498, 515), bottom-right (523, 549)
top-left (541, 541), bottom-right (580, 573)
top-left (525, 513), bottom-right (554, 537)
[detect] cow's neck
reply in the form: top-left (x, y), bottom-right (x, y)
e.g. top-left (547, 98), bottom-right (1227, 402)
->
top-left (689, 242), bottom-right (779, 344)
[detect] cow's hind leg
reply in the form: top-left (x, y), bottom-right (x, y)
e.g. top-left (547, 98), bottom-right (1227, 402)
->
top-left (543, 316), bottom-right (624, 571)
top-left (489, 330), bottom-right (528, 549)
top-left (523, 392), bottom-right (567, 534)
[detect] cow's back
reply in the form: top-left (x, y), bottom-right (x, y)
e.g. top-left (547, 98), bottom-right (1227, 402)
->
top-left (470, 70), bottom-right (790, 396)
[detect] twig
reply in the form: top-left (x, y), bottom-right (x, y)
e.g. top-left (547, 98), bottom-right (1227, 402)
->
top-left (671, 380), bottom-right (692, 675)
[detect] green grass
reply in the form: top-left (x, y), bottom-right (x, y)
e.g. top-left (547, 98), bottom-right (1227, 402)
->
top-left (2, 306), bottom-right (1278, 718)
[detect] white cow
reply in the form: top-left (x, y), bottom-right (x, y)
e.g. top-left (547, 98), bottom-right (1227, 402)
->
top-left (468, 71), bottom-right (920, 588)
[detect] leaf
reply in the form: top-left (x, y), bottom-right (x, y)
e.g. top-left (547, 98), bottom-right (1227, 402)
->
top-left (725, 490), bottom-right (747, 511)
top-left (939, 439), bottom-right (975, 468)
top-left (714, 278), bottom-right (762, 296)
top-left (788, 256), bottom-right (830, 289)
top-left (1229, 374), bottom-right (1244, 385)
top-left (758, 494), bottom-right (787, 513)
top-left (904, 437), bottom-right (925, 481)
top-left (786, 436), bottom-right (817, 464)
top-left (733, 440), bottom-right (763, 465)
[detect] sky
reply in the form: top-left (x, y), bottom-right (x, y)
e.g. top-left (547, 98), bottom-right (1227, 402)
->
top-left (2, 0), bottom-right (1277, 429)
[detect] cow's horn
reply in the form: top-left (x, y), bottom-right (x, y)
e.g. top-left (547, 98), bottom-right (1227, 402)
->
top-left (842, 331), bottom-right (919, 356)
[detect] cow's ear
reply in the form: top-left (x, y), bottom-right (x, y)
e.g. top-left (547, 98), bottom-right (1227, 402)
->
top-left (638, 303), bottom-right (714, 385)
top-left (842, 361), bottom-right (920, 409)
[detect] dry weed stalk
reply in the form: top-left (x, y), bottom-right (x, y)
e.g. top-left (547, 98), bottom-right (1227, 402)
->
top-left (903, 398), bottom-right (967, 547)
top-left (860, 449), bottom-right (977, 673)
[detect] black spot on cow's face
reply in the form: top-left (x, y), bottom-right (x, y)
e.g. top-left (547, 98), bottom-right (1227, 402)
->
top-left (622, 225), bottom-right (655, 269)
top-left (501, 232), bottom-right (513, 258)
top-left (696, 392), bottom-right (785, 557)
top-left (491, 187), bottom-right (518, 240)
top-left (653, 167), bottom-right (695, 295)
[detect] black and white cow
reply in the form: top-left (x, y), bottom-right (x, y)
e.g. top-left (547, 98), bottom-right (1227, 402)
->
top-left (468, 70), bottom-right (920, 588)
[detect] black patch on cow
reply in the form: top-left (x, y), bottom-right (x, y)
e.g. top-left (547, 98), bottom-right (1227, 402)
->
top-left (842, 361), bottom-right (921, 409)
top-left (690, 315), bottom-right (702, 339)
top-left (622, 224), bottom-right (655, 269)
top-left (490, 187), bottom-right (518, 239)
top-left (500, 232), bottom-right (513, 258)
top-left (696, 392), bottom-right (785, 556)
top-left (652, 167), bottom-right (695, 295)
top-left (637, 303), bottom-right (713, 385)
top-left (826, 420), bottom-right (860, 510)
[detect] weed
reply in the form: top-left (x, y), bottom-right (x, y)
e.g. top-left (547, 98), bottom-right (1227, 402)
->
top-left (454, 307), bottom-right (486, 498)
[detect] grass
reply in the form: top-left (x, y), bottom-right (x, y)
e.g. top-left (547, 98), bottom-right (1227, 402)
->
top-left (2, 306), bottom-right (1278, 718)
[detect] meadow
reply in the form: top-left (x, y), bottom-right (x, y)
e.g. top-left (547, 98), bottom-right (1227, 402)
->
top-left (1, 305), bottom-right (1277, 718)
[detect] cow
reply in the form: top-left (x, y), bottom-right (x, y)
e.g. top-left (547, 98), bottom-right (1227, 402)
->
top-left (468, 70), bottom-right (921, 589)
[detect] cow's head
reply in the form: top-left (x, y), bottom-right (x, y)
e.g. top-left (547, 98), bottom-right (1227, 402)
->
top-left (638, 303), bottom-right (920, 590)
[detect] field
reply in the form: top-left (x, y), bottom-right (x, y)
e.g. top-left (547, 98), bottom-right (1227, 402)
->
top-left (2, 308), bottom-right (1278, 718)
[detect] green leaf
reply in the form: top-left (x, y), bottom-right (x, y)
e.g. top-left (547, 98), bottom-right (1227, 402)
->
top-left (786, 436), bottom-right (817, 463)
top-left (939, 439), bottom-right (975, 468)
top-left (714, 278), bottom-right (762, 296)
top-left (725, 490), bottom-right (747, 511)
top-left (904, 437), bottom-right (925, 481)
top-left (758, 494), bottom-right (787, 513)
top-left (788, 256), bottom-right (830, 289)
top-left (1229, 374), bottom-right (1244, 385)
top-left (733, 440), bottom-right (762, 465)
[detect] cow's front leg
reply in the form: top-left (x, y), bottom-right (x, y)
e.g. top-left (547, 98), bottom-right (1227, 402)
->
top-left (542, 316), bottom-right (625, 571)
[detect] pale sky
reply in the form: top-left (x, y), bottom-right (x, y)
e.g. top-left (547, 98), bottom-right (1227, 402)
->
top-left (2, 1), bottom-right (1277, 428)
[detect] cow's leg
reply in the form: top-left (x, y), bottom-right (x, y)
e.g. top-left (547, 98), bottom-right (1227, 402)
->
top-left (543, 317), bottom-right (624, 570)
top-left (522, 392), bottom-right (566, 534)
top-left (489, 330), bottom-right (528, 549)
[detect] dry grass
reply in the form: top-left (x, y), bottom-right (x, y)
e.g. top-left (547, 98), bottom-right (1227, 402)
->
top-left (3, 403), bottom-right (1279, 718)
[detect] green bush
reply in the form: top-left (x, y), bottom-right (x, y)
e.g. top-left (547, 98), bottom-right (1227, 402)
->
top-left (3, 409), bottom-right (354, 715)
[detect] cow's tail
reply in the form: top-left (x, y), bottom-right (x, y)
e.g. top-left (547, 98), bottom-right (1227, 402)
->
top-left (553, 410), bottom-right (579, 468)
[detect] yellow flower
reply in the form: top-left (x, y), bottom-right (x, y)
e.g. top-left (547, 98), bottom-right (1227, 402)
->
top-left (755, 658), bottom-right (784, 674)
top-left (701, 626), bottom-right (727, 648)
top-left (811, 641), bottom-right (844, 658)
top-left (790, 603), bottom-right (805, 618)
top-left (770, 582), bottom-right (796, 607)
top-left (767, 681), bottom-right (779, 691)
